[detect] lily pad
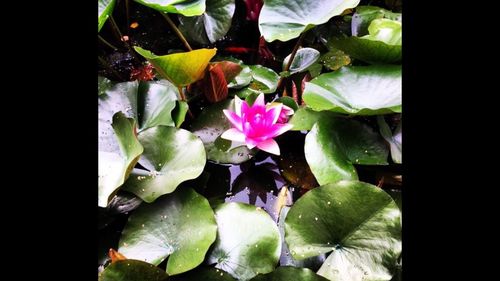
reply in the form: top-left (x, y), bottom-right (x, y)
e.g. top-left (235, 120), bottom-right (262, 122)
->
top-left (250, 267), bottom-right (329, 281)
top-left (285, 180), bottom-right (401, 281)
top-left (319, 48), bottom-right (351, 71)
top-left (98, 0), bottom-right (116, 32)
top-left (207, 202), bottom-right (282, 280)
top-left (248, 65), bottom-right (280, 93)
top-left (282, 48), bottom-right (320, 74)
top-left (304, 115), bottom-right (388, 185)
top-left (259, 0), bottom-right (361, 42)
top-left (170, 267), bottom-right (236, 281)
top-left (190, 100), bottom-right (255, 164)
top-left (134, 47), bottom-right (217, 87)
top-left (99, 259), bottom-right (169, 281)
top-left (288, 107), bottom-right (335, 131)
top-left (331, 18), bottom-right (402, 64)
top-left (118, 188), bottom-right (217, 275)
top-left (302, 65), bottom-right (401, 115)
top-left (179, 0), bottom-right (235, 44)
top-left (134, 0), bottom-right (206, 17)
top-left (351, 5), bottom-right (401, 36)
top-left (228, 64), bottom-right (252, 89)
top-left (98, 112), bottom-right (144, 207)
top-left (122, 126), bottom-right (206, 202)
top-left (98, 77), bottom-right (182, 132)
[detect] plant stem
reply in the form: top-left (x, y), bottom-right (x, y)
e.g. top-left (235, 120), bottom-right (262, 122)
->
top-left (161, 13), bottom-right (192, 51)
top-left (125, 0), bottom-right (130, 29)
top-left (177, 86), bottom-right (194, 118)
top-left (277, 31), bottom-right (307, 96)
top-left (98, 35), bottom-right (119, 51)
top-left (109, 15), bottom-right (125, 41)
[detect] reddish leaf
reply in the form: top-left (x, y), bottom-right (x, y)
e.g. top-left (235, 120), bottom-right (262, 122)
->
top-left (202, 64), bottom-right (228, 103)
top-left (258, 36), bottom-right (275, 64)
top-left (212, 61), bottom-right (242, 83)
top-left (108, 248), bottom-right (127, 263)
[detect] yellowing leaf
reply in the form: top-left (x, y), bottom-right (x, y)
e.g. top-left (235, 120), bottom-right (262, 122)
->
top-left (134, 47), bottom-right (217, 87)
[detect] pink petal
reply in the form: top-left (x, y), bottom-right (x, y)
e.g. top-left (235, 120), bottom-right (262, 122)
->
top-left (253, 93), bottom-right (265, 107)
top-left (266, 104), bottom-right (282, 124)
top-left (256, 139), bottom-right (280, 155)
top-left (245, 137), bottom-right (258, 149)
top-left (282, 104), bottom-right (294, 116)
top-left (266, 123), bottom-right (293, 138)
top-left (234, 95), bottom-right (243, 117)
top-left (223, 110), bottom-right (243, 131)
top-left (221, 128), bottom-right (246, 143)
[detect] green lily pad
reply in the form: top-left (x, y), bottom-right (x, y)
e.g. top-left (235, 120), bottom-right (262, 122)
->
top-left (319, 48), bottom-right (351, 71)
top-left (250, 267), bottom-right (329, 281)
top-left (98, 77), bottom-right (182, 132)
top-left (275, 96), bottom-right (298, 111)
top-left (304, 115), bottom-right (388, 185)
top-left (331, 37), bottom-right (401, 64)
top-left (302, 65), bottom-right (401, 115)
top-left (207, 202), bottom-right (282, 280)
top-left (170, 267), bottom-right (236, 281)
top-left (332, 17), bottom-right (402, 64)
top-left (134, 47), bottom-right (217, 87)
top-left (259, 0), bottom-right (361, 42)
top-left (134, 0), bottom-right (206, 17)
top-left (285, 180), bottom-right (401, 281)
top-left (122, 126), bottom-right (206, 202)
top-left (98, 0), bottom-right (116, 32)
top-left (172, 101), bottom-right (189, 128)
top-left (351, 6), bottom-right (401, 36)
top-left (99, 112), bottom-right (144, 207)
top-left (228, 64), bottom-right (252, 89)
top-left (118, 188), bottom-right (217, 275)
top-left (179, 0), bottom-right (235, 44)
top-left (99, 259), bottom-right (169, 281)
top-left (288, 107), bottom-right (335, 131)
top-left (248, 65), bottom-right (280, 93)
top-left (190, 100), bottom-right (255, 164)
top-left (282, 48), bottom-right (320, 74)
top-left (377, 116), bottom-right (401, 163)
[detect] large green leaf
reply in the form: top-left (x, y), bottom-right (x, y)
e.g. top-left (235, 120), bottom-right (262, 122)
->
top-left (134, 47), bottom-right (217, 87)
top-left (302, 65), bottom-right (401, 115)
top-left (259, 0), bottom-right (361, 42)
top-left (332, 16), bottom-right (402, 64)
top-left (190, 100), bottom-right (255, 164)
top-left (134, 0), bottom-right (206, 16)
top-left (138, 80), bottom-right (179, 130)
top-left (282, 48), bottom-right (320, 74)
top-left (118, 188), bottom-right (217, 275)
top-left (304, 116), bottom-right (388, 185)
top-left (98, 77), bottom-right (181, 132)
top-left (170, 267), bottom-right (236, 281)
top-left (351, 6), bottom-right (401, 36)
top-left (98, 0), bottom-right (116, 32)
top-left (99, 112), bottom-right (144, 207)
top-left (234, 65), bottom-right (280, 97)
top-left (331, 37), bottom-right (401, 64)
top-left (122, 126), bottom-right (206, 202)
top-left (207, 203), bottom-right (282, 280)
top-left (288, 107), bottom-right (335, 131)
top-left (285, 181), bottom-right (401, 281)
top-left (179, 0), bottom-right (235, 44)
top-left (99, 259), bottom-right (169, 281)
top-left (377, 116), bottom-right (401, 163)
top-left (251, 267), bottom-right (329, 281)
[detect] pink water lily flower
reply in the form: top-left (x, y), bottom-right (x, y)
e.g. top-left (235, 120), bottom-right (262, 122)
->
top-left (221, 94), bottom-right (293, 155)
top-left (267, 102), bottom-right (294, 123)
